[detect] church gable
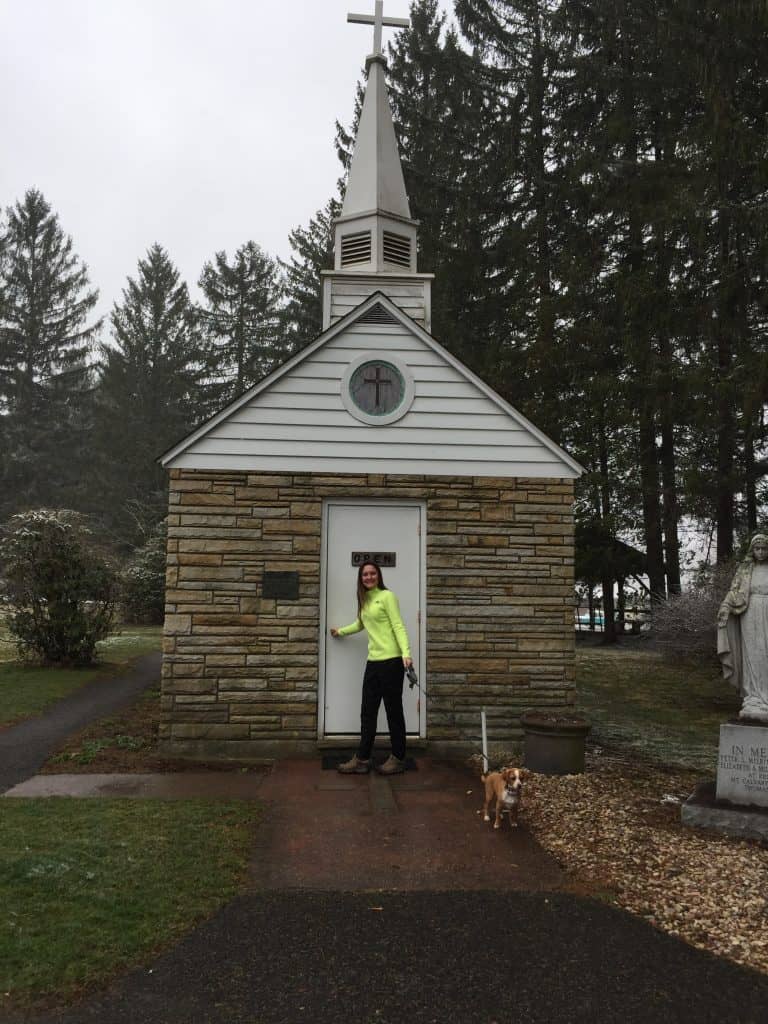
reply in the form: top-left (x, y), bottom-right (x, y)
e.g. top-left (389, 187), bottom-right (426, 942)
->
top-left (162, 293), bottom-right (580, 479)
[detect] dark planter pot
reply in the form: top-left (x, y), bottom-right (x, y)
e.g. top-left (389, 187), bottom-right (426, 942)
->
top-left (521, 711), bottom-right (591, 776)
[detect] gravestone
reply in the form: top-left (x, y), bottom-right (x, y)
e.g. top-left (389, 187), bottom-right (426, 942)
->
top-left (716, 723), bottom-right (768, 809)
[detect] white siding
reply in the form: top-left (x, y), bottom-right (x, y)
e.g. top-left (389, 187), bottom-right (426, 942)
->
top-left (327, 276), bottom-right (430, 329)
top-left (168, 319), bottom-right (578, 479)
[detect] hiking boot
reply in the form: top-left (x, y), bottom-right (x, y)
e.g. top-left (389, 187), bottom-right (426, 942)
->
top-left (377, 755), bottom-right (406, 775)
top-left (337, 755), bottom-right (371, 774)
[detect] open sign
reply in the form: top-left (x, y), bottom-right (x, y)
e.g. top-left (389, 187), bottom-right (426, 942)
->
top-left (351, 551), bottom-right (397, 567)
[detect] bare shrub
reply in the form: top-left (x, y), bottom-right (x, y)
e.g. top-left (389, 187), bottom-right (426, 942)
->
top-left (652, 561), bottom-right (737, 663)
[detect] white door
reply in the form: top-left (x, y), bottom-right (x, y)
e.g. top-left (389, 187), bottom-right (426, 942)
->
top-left (321, 502), bottom-right (423, 737)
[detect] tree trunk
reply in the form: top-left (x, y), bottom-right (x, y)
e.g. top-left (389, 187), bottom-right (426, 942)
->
top-left (617, 9), bottom-right (665, 601)
top-left (598, 413), bottom-right (618, 643)
top-left (716, 309), bottom-right (736, 561)
top-left (616, 576), bottom-right (626, 634)
top-left (660, 409), bottom-right (681, 594)
top-left (601, 575), bottom-right (616, 644)
top-left (715, 165), bottom-right (737, 559)
top-left (745, 428), bottom-right (757, 534)
top-left (652, 185), bottom-right (681, 594)
top-left (639, 407), bottom-right (667, 600)
top-left (530, 1), bottom-right (553, 359)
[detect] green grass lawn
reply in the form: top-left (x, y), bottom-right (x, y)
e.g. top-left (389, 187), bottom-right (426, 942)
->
top-left (0, 799), bottom-right (258, 1009)
top-left (575, 641), bottom-right (741, 771)
top-left (0, 627), bottom-right (162, 728)
top-left (0, 621), bottom-right (263, 1013)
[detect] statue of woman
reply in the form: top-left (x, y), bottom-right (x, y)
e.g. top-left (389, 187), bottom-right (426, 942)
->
top-left (717, 534), bottom-right (768, 722)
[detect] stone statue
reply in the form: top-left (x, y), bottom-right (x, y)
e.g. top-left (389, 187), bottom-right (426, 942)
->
top-left (717, 534), bottom-right (768, 722)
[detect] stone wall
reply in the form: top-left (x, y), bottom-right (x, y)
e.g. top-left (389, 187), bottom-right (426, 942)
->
top-left (161, 470), bottom-right (575, 759)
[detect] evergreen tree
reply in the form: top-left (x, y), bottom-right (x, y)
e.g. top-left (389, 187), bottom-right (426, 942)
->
top-left (0, 189), bottom-right (100, 518)
top-left (316, 0), bottom-right (768, 585)
top-left (676, 0), bottom-right (768, 558)
top-left (452, 1), bottom-right (680, 605)
top-left (93, 244), bottom-right (204, 548)
top-left (387, 1), bottom-right (513, 379)
top-left (454, 0), bottom-right (565, 396)
top-left (198, 241), bottom-right (287, 404)
top-left (281, 198), bottom-right (340, 349)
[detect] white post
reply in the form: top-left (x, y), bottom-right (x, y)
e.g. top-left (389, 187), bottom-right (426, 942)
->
top-left (481, 708), bottom-right (488, 775)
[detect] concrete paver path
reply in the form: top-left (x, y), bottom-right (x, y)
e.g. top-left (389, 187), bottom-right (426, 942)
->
top-left (3, 771), bottom-right (265, 799)
top-left (251, 758), bottom-right (566, 891)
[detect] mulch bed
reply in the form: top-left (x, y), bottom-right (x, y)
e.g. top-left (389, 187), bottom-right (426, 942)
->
top-left (519, 748), bottom-right (768, 976)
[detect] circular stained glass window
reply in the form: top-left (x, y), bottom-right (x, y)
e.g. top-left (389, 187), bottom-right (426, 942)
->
top-left (348, 360), bottom-right (405, 417)
top-left (341, 352), bottom-right (415, 426)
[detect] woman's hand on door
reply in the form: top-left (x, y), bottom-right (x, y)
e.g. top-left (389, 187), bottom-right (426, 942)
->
top-left (330, 627), bottom-right (340, 638)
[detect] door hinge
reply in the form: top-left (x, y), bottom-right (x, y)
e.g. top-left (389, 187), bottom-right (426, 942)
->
top-left (417, 610), bottom-right (421, 624)
top-left (417, 523), bottom-right (421, 536)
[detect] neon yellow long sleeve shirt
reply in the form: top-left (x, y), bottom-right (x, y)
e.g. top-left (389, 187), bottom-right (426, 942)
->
top-left (337, 587), bottom-right (411, 661)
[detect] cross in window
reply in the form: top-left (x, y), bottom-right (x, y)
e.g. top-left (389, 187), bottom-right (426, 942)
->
top-left (347, 1), bottom-right (410, 57)
top-left (363, 365), bottom-right (392, 408)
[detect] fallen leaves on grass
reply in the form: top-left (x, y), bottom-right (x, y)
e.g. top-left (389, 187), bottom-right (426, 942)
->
top-left (522, 751), bottom-right (768, 974)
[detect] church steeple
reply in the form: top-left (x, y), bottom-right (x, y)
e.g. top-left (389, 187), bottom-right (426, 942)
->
top-left (322, 3), bottom-right (434, 330)
top-left (340, 52), bottom-right (412, 224)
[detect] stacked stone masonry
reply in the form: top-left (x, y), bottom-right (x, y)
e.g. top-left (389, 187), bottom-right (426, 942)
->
top-left (161, 470), bottom-right (575, 759)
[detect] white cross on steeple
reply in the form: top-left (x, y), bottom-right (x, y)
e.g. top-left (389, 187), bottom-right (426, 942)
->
top-left (347, 1), bottom-right (409, 57)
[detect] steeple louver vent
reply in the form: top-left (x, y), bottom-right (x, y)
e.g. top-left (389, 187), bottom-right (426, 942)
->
top-left (383, 230), bottom-right (411, 268)
top-left (340, 230), bottom-right (372, 267)
top-left (356, 302), bottom-right (399, 326)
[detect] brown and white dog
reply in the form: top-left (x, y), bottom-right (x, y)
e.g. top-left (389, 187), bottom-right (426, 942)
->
top-left (480, 767), bottom-right (523, 829)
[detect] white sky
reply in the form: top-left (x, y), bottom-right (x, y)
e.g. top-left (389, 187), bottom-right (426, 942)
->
top-left (1, 0), bottom-right (447, 323)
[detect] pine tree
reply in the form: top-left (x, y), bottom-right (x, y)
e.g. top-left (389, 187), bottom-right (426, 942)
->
top-left (198, 241), bottom-right (287, 404)
top-left (387, 1), bottom-right (511, 374)
top-left (454, 0), bottom-right (565, 396)
top-left (333, 0), bottom-right (768, 584)
top-left (93, 244), bottom-right (204, 548)
top-left (0, 189), bottom-right (100, 518)
top-left (281, 198), bottom-right (340, 349)
top-left (677, 0), bottom-right (768, 558)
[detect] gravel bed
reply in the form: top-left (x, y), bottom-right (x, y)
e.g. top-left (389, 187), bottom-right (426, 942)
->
top-left (521, 750), bottom-right (768, 974)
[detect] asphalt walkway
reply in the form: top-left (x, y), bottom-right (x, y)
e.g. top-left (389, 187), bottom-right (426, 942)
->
top-left (19, 891), bottom-right (768, 1024)
top-left (0, 652), bottom-right (161, 794)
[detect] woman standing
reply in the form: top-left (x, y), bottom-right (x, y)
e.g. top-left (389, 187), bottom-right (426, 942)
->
top-left (330, 561), bottom-right (413, 774)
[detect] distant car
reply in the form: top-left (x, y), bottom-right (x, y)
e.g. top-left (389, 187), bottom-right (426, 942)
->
top-left (575, 613), bottom-right (604, 627)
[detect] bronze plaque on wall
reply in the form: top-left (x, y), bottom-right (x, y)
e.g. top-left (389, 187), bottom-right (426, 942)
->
top-left (351, 551), bottom-right (397, 567)
top-left (263, 571), bottom-right (300, 600)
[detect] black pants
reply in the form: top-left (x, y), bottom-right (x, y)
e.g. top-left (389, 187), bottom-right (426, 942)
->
top-left (357, 657), bottom-right (406, 761)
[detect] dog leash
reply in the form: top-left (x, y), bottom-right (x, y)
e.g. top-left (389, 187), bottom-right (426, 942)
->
top-left (406, 663), bottom-right (428, 696)
top-left (406, 664), bottom-right (432, 715)
top-left (405, 671), bottom-right (514, 770)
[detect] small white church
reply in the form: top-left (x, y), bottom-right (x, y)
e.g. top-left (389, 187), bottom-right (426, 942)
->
top-left (159, 4), bottom-right (581, 761)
